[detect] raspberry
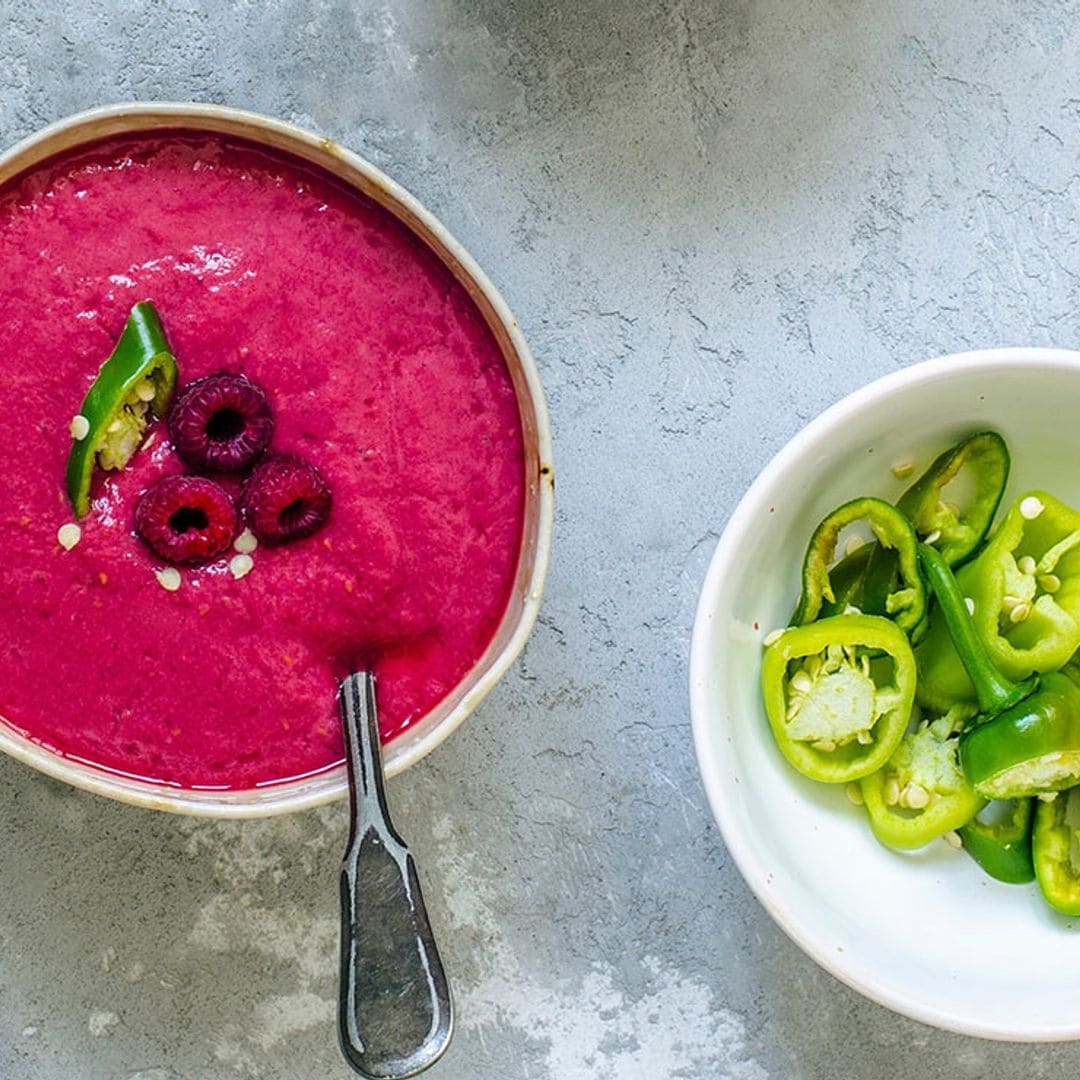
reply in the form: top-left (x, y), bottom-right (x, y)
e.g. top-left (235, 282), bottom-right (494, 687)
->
top-left (167, 373), bottom-right (273, 472)
top-left (135, 475), bottom-right (239, 565)
top-left (241, 455), bottom-right (331, 545)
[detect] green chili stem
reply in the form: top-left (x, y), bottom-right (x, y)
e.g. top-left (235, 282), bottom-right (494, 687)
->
top-left (918, 543), bottom-right (1035, 716)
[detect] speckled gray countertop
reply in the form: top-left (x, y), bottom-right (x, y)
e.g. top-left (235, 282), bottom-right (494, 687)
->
top-left (3, 1), bottom-right (1080, 1077)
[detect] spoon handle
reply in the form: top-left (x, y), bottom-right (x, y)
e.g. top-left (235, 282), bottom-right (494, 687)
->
top-left (338, 672), bottom-right (453, 1079)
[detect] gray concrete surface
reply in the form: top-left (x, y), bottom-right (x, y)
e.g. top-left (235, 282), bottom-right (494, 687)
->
top-left (2, 0), bottom-right (1080, 1076)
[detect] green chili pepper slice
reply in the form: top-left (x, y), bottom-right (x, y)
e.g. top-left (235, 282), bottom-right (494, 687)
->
top-left (859, 705), bottom-right (984, 850)
top-left (917, 543), bottom-right (1080, 798)
top-left (65, 301), bottom-right (178, 517)
top-left (1033, 787), bottom-right (1080, 916)
top-left (917, 543), bottom-right (1036, 718)
top-left (896, 431), bottom-right (1010, 568)
top-left (817, 432), bottom-right (1009, 633)
top-left (958, 672), bottom-right (1080, 798)
top-left (761, 614), bottom-right (915, 784)
top-left (792, 497), bottom-right (926, 635)
top-left (958, 798), bottom-right (1035, 884)
top-left (916, 491), bottom-right (1080, 709)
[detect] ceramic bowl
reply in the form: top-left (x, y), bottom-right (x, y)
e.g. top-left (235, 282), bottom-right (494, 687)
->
top-left (690, 348), bottom-right (1080, 1040)
top-left (0, 103), bottom-right (553, 817)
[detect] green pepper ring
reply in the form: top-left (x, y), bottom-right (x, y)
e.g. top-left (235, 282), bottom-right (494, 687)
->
top-left (762, 614), bottom-right (916, 784)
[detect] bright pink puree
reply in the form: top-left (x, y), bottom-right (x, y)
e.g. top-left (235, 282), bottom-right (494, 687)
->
top-left (0, 132), bottom-right (524, 789)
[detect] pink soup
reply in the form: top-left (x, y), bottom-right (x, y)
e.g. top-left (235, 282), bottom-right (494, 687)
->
top-left (0, 132), bottom-right (525, 789)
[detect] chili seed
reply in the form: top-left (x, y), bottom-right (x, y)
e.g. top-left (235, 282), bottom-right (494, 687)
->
top-left (891, 460), bottom-right (915, 479)
top-left (57, 523), bottom-right (82, 550)
top-left (762, 628), bottom-right (785, 647)
top-left (856, 730), bottom-right (873, 745)
top-left (155, 567), bottom-right (182, 592)
top-left (944, 830), bottom-right (963, 849)
top-left (1009, 602), bottom-right (1031, 623)
top-left (1018, 555), bottom-right (1037, 575)
top-left (845, 783), bottom-right (864, 806)
top-left (69, 414), bottom-right (90, 440)
top-left (233, 528), bottom-right (258, 555)
top-left (229, 553), bottom-right (254, 580)
top-left (884, 778), bottom-right (900, 806)
top-left (844, 535), bottom-right (866, 556)
top-left (1020, 496), bottom-right (1045, 520)
top-left (1038, 791), bottom-right (1059, 802)
top-left (135, 379), bottom-right (157, 402)
top-left (904, 783), bottom-right (930, 809)
top-left (812, 739), bottom-right (836, 752)
top-left (1039, 574), bottom-right (1061, 594)
top-left (790, 672), bottom-right (813, 694)
top-left (923, 529), bottom-right (942, 545)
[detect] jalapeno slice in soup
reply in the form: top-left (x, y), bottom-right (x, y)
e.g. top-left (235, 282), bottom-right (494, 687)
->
top-left (66, 300), bottom-right (178, 517)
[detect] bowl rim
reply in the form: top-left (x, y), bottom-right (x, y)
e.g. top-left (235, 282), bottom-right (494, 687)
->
top-left (689, 346), bottom-right (1080, 1041)
top-left (0, 101), bottom-right (554, 817)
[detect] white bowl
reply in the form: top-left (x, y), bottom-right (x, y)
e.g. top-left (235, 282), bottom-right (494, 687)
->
top-left (0, 103), bottom-right (553, 817)
top-left (690, 348), bottom-right (1080, 1041)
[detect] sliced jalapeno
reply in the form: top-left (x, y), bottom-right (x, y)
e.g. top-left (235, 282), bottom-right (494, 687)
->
top-left (958, 798), bottom-right (1035, 884)
top-left (66, 301), bottom-right (178, 517)
top-left (897, 430), bottom-right (1010, 568)
top-left (792, 497), bottom-right (926, 636)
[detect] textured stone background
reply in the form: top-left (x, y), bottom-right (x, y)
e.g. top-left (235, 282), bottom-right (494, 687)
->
top-left (3, 1), bottom-right (1080, 1077)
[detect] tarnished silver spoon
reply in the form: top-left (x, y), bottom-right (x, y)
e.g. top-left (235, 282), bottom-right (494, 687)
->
top-left (337, 671), bottom-right (453, 1078)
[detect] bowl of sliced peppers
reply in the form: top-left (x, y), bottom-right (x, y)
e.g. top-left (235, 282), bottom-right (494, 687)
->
top-left (690, 347), bottom-right (1080, 1040)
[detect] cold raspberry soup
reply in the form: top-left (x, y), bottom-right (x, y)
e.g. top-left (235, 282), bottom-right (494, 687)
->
top-left (0, 132), bottom-right (525, 789)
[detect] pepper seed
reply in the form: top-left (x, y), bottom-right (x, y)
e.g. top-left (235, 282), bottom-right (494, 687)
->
top-left (844, 535), bottom-right (866, 556)
top-left (845, 783), bottom-right (864, 806)
top-left (891, 461), bottom-right (915, 479)
top-left (943, 830), bottom-right (963, 849)
top-left (923, 529), bottom-right (942, 545)
top-left (1039, 573), bottom-right (1061, 594)
top-left (1009, 602), bottom-right (1031, 623)
top-left (229, 553), bottom-right (255, 580)
top-left (904, 783), bottom-right (930, 809)
top-left (69, 414), bottom-right (90, 440)
top-left (1017, 555), bottom-right (1037, 576)
top-left (155, 567), bottom-right (181, 592)
top-left (57, 522), bottom-right (81, 550)
top-left (790, 671), bottom-right (813, 694)
top-left (233, 528), bottom-right (258, 555)
top-left (762, 628), bottom-right (785, 647)
top-left (1020, 496), bottom-right (1045, 520)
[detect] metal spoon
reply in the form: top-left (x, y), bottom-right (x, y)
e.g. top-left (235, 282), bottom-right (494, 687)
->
top-left (337, 671), bottom-right (453, 1078)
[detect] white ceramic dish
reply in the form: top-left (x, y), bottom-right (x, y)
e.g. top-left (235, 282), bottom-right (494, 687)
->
top-left (690, 348), bottom-right (1080, 1041)
top-left (0, 103), bottom-right (553, 818)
